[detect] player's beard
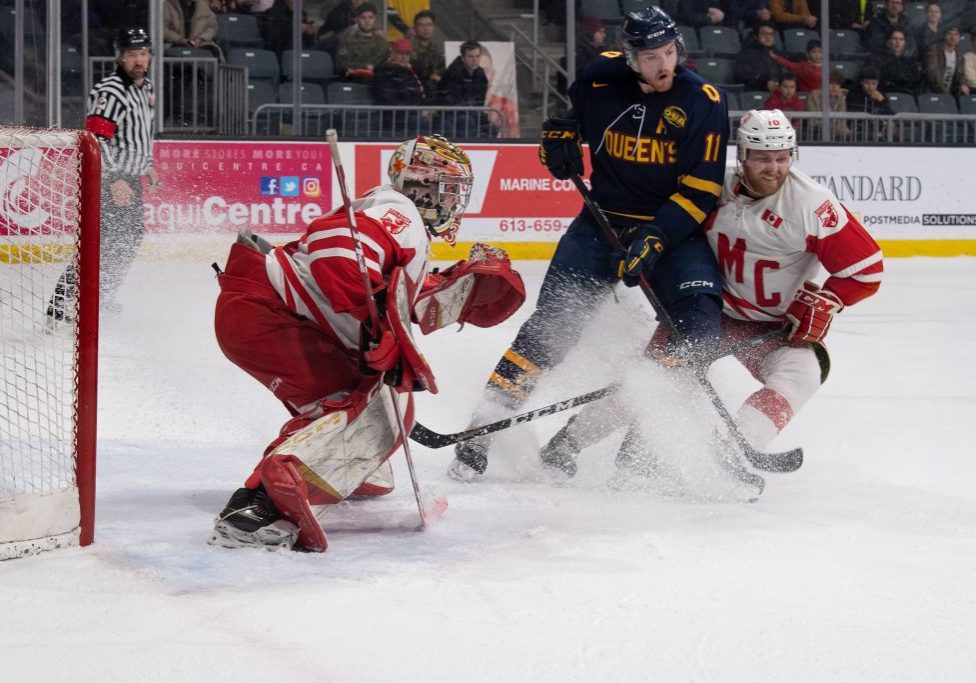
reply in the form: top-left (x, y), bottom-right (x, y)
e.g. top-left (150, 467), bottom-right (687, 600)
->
top-left (741, 167), bottom-right (787, 198)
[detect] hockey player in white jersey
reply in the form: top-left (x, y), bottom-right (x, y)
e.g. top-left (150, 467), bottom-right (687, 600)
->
top-left (537, 109), bottom-right (883, 482)
top-left (208, 134), bottom-right (525, 551)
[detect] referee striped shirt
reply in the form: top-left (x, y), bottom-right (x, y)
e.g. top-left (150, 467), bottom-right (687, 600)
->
top-left (85, 66), bottom-right (155, 178)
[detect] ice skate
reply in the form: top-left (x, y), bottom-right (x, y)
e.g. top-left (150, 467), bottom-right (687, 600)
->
top-left (447, 439), bottom-right (488, 482)
top-left (208, 486), bottom-right (299, 551)
top-left (538, 421), bottom-right (580, 479)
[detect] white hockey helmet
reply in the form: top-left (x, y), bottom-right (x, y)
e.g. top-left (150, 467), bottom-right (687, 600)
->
top-left (736, 109), bottom-right (798, 163)
top-left (388, 134), bottom-right (473, 246)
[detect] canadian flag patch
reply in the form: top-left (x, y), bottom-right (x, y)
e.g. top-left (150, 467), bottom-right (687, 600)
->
top-left (814, 200), bottom-right (839, 228)
top-left (761, 208), bottom-right (783, 228)
top-left (380, 208), bottom-right (411, 234)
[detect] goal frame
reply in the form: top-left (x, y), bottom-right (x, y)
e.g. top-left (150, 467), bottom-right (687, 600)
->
top-left (0, 126), bottom-right (100, 557)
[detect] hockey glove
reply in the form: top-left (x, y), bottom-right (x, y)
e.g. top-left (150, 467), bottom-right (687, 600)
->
top-left (785, 281), bottom-right (843, 344)
top-left (539, 117), bottom-right (584, 180)
top-left (619, 224), bottom-right (665, 288)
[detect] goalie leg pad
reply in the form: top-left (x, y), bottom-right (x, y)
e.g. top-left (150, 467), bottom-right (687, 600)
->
top-left (259, 455), bottom-right (329, 552)
top-left (350, 459), bottom-right (395, 498)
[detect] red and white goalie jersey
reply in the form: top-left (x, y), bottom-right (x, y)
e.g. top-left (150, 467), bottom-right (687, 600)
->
top-left (265, 186), bottom-right (430, 351)
top-left (705, 166), bottom-right (883, 322)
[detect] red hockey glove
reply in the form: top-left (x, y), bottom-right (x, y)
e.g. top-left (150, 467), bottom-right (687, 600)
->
top-left (363, 328), bottom-right (401, 372)
top-left (785, 281), bottom-right (843, 344)
top-left (539, 117), bottom-right (583, 180)
top-left (619, 224), bottom-right (665, 287)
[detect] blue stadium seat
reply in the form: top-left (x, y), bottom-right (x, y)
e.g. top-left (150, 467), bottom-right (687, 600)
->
top-left (216, 13), bottom-right (263, 50)
top-left (228, 48), bottom-right (280, 86)
top-left (886, 92), bottom-right (918, 114)
top-left (281, 50), bottom-right (335, 84)
top-left (783, 28), bottom-right (819, 58)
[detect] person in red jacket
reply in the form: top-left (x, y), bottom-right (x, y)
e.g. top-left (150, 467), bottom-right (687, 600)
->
top-left (771, 38), bottom-right (823, 91)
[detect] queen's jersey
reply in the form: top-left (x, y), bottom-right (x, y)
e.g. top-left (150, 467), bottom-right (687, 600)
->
top-left (570, 52), bottom-right (729, 245)
top-left (705, 166), bottom-right (883, 322)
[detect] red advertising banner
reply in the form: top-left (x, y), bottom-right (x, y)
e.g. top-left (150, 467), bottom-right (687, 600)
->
top-left (145, 140), bottom-right (332, 233)
top-left (355, 142), bottom-right (590, 244)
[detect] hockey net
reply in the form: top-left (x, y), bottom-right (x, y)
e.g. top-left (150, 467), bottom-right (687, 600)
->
top-left (0, 127), bottom-right (100, 560)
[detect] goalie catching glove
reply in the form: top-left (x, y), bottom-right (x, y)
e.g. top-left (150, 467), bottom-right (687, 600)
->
top-left (412, 243), bottom-right (526, 334)
top-left (785, 281), bottom-right (843, 344)
top-left (539, 117), bottom-right (584, 180)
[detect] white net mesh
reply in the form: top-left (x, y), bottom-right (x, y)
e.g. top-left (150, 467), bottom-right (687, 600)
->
top-left (0, 127), bottom-right (86, 558)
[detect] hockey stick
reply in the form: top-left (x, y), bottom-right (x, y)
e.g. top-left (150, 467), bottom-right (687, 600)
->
top-left (570, 174), bottom-right (802, 476)
top-left (326, 129), bottom-right (443, 527)
top-left (409, 329), bottom-right (784, 450)
top-left (410, 385), bottom-right (618, 448)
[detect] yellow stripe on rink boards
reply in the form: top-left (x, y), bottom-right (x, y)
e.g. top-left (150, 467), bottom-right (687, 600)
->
top-left (434, 240), bottom-right (976, 261)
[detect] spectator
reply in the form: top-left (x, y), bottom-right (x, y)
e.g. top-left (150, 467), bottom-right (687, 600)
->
top-left (316, 0), bottom-right (367, 56)
top-left (727, 0), bottom-right (772, 33)
top-left (163, 0), bottom-right (221, 58)
top-left (771, 38), bottom-right (823, 91)
top-left (373, 38), bottom-right (427, 134)
top-left (437, 40), bottom-right (491, 137)
top-left (734, 21), bottom-right (784, 93)
top-left (764, 73), bottom-right (805, 116)
top-left (846, 64), bottom-right (894, 141)
top-left (261, 0), bottom-right (317, 54)
top-left (807, 69), bottom-right (852, 140)
top-left (208, 0), bottom-right (239, 11)
top-left (924, 25), bottom-right (969, 95)
top-left (863, 0), bottom-right (915, 56)
top-left (384, 1), bottom-right (428, 41)
top-left (335, 2), bottom-right (389, 79)
top-left (872, 28), bottom-right (923, 95)
top-left (962, 29), bottom-right (976, 94)
top-left (411, 10), bottom-right (445, 96)
top-left (578, 16), bottom-right (607, 71)
top-left (828, 0), bottom-right (870, 31)
top-left (915, 3), bottom-right (943, 62)
top-left (677, 0), bottom-right (725, 28)
top-left (768, 0), bottom-right (817, 29)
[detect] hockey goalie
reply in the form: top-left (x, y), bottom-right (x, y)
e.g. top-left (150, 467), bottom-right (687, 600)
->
top-left (208, 135), bottom-right (525, 552)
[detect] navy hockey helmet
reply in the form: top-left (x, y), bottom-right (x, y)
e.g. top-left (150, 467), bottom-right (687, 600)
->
top-left (620, 6), bottom-right (686, 70)
top-left (114, 28), bottom-right (152, 55)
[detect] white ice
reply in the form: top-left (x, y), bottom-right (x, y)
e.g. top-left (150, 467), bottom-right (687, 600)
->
top-left (3, 252), bottom-right (975, 681)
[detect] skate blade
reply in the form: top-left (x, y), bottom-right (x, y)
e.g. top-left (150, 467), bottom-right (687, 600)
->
top-left (207, 518), bottom-right (299, 551)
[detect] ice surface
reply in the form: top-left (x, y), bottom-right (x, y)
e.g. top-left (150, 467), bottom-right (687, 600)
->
top-left (2, 253), bottom-right (976, 681)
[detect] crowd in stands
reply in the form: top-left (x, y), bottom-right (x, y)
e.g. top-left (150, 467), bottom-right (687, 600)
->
top-left (571, 0), bottom-right (976, 137)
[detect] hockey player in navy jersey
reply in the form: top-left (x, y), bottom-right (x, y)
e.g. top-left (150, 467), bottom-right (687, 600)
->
top-left (449, 5), bottom-right (731, 481)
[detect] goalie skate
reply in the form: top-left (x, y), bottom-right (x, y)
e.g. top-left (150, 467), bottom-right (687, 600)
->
top-left (208, 487), bottom-right (300, 551)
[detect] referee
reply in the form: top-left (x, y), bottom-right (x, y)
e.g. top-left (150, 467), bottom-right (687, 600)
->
top-left (48, 27), bottom-right (157, 321)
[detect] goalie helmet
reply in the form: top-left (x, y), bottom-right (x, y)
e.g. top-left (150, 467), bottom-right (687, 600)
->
top-left (620, 6), bottom-right (686, 71)
top-left (388, 134), bottom-right (473, 246)
top-left (736, 109), bottom-right (798, 163)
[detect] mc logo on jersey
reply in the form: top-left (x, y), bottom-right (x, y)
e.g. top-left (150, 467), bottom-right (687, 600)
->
top-left (815, 199), bottom-right (840, 228)
top-left (260, 177), bottom-right (279, 196)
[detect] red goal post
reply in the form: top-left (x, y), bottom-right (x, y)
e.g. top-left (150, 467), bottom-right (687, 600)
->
top-left (0, 126), bottom-right (100, 560)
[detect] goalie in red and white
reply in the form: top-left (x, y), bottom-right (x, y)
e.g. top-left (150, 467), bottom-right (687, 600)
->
top-left (703, 109), bottom-right (883, 451)
top-left (208, 135), bottom-right (525, 552)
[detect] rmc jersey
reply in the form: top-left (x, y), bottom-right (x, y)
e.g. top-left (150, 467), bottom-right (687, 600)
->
top-left (569, 53), bottom-right (729, 247)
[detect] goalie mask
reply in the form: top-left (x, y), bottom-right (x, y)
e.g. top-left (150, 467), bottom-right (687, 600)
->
top-left (736, 109), bottom-right (798, 164)
top-left (388, 135), bottom-right (474, 246)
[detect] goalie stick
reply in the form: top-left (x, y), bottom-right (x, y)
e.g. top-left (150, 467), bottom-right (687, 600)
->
top-left (570, 174), bottom-right (803, 477)
top-left (326, 129), bottom-right (443, 527)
